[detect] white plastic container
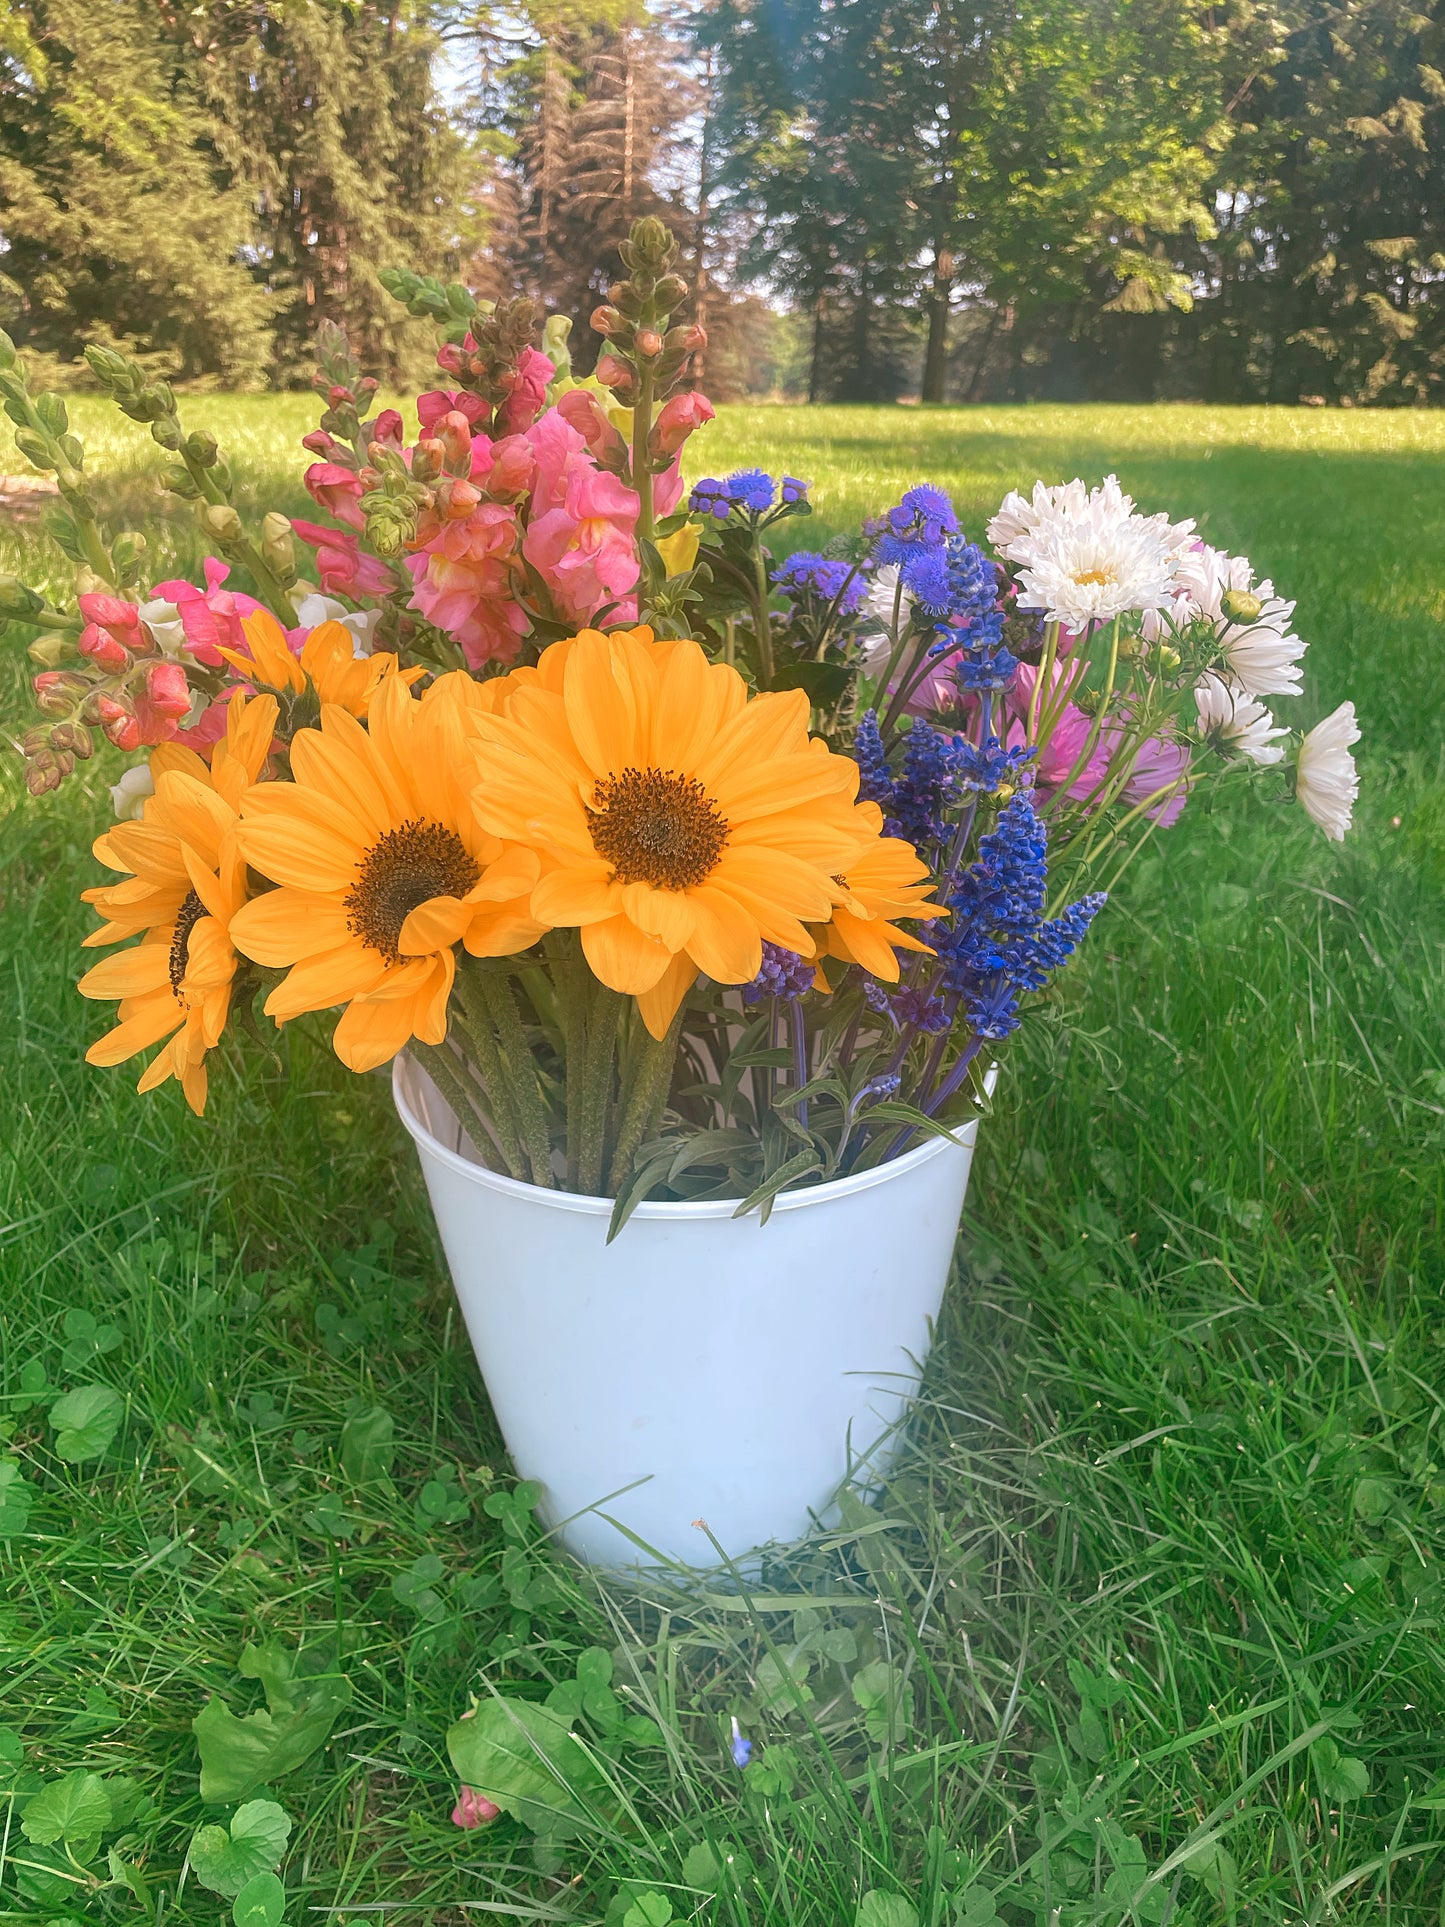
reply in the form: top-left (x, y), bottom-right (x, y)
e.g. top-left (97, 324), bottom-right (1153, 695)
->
top-left (393, 1055), bottom-right (986, 1568)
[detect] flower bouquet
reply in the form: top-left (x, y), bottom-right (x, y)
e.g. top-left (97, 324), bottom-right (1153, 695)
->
top-left (2, 219), bottom-right (1360, 1562)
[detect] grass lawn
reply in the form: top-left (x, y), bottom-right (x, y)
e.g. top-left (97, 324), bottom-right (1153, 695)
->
top-left (1, 399), bottom-right (1443, 1927)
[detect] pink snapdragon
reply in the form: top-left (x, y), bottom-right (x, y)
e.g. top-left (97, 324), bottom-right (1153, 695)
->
top-left (406, 500), bottom-right (528, 669)
top-left (292, 520), bottom-right (394, 599)
top-left (522, 411), bottom-right (641, 624)
top-left (304, 461), bottom-right (367, 530)
top-left (648, 391), bottom-right (714, 460)
top-left (495, 345), bottom-right (555, 437)
top-left (149, 559), bottom-right (267, 668)
top-left (451, 1787), bottom-right (500, 1829)
top-left (418, 389), bottom-right (489, 435)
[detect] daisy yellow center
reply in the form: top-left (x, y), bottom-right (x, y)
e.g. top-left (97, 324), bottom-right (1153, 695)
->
top-left (169, 889), bottom-right (208, 998)
top-left (588, 766), bottom-right (729, 892)
top-left (1072, 567), bottom-right (1115, 587)
top-left (344, 819), bottom-right (480, 963)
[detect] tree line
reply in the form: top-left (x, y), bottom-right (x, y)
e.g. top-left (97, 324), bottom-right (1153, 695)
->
top-left (0, 0), bottom-right (1440, 404)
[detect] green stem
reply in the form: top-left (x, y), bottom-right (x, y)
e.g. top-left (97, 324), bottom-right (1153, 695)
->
top-left (546, 931), bottom-right (587, 1191)
top-left (751, 535), bottom-right (775, 687)
top-left (578, 980), bottom-right (623, 1196)
top-left (452, 968), bottom-right (528, 1178)
top-left (605, 1004), bottom-right (686, 1195)
top-left (477, 971), bottom-right (556, 1187)
top-left (1039, 619), bottom-right (1121, 816)
top-left (413, 1039), bottom-right (516, 1178)
top-left (632, 365), bottom-right (656, 544)
top-left (1026, 620), bottom-right (1060, 744)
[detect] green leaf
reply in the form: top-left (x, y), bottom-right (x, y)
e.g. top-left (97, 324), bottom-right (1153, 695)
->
top-left (0, 1726), bottom-right (24, 1766)
top-left (621, 1896), bottom-right (672, 1927)
top-left (856, 1894), bottom-right (918, 1927)
top-left (447, 1697), bottom-right (616, 1838)
top-left (1312, 1735), bottom-right (1370, 1803)
top-left (0, 1459), bottom-right (34, 1536)
top-left (340, 1404), bottom-right (394, 1484)
top-left (189, 1799), bottom-right (292, 1898)
top-left (50, 1384), bottom-right (123, 1462)
top-left (194, 1647), bottom-right (351, 1803)
top-left (1352, 1476), bottom-right (1394, 1523)
top-left (61, 1683), bottom-right (120, 1736)
top-left (233, 1871), bottom-right (287, 1927)
top-left (60, 1308), bottom-right (123, 1373)
top-left (769, 659), bottom-right (852, 707)
top-left (391, 1554), bottom-right (447, 1621)
top-left (851, 1659), bottom-right (911, 1747)
top-left (20, 1770), bottom-right (112, 1850)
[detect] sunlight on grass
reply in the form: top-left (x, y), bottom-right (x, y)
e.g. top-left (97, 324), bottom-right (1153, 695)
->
top-left (1, 399), bottom-right (1442, 1924)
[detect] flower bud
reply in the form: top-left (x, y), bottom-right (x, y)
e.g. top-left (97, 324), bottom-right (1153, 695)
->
top-left (327, 384), bottom-right (354, 408)
top-left (435, 342), bottom-right (464, 376)
top-left (145, 659), bottom-right (192, 720)
top-left (185, 430), bottom-right (219, 468)
top-left (594, 352), bottom-right (637, 398)
top-left (25, 749), bottom-right (62, 795)
top-left (75, 566), bottom-right (107, 598)
top-left (50, 721), bottom-right (93, 759)
top-left (441, 478), bottom-right (483, 519)
top-left (1155, 642), bottom-right (1181, 673)
top-left (197, 502), bottom-right (243, 544)
top-left (261, 511), bottom-right (295, 577)
top-left (1220, 588), bottom-right (1263, 624)
top-left (590, 305), bottom-right (623, 337)
top-left (635, 328), bottom-right (664, 360)
top-left (27, 634), bottom-right (69, 668)
top-left (412, 439), bottom-right (444, 482)
top-left (302, 429), bottom-right (339, 457)
top-left (78, 623), bottom-right (131, 672)
top-left (648, 391), bottom-right (715, 461)
top-left (34, 670), bottom-right (76, 716)
top-left (654, 274), bottom-right (688, 311)
top-left (96, 694), bottom-right (143, 752)
top-left (630, 215), bottom-right (672, 263)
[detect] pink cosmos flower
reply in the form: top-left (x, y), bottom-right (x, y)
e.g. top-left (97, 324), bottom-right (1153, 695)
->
top-left (495, 346), bottom-right (555, 437)
top-left (451, 1787), bottom-right (500, 1829)
top-left (1107, 724), bottom-right (1192, 826)
top-left (291, 521), bottom-right (394, 599)
top-left (406, 500), bottom-right (528, 669)
top-left (1003, 662), bottom-right (1111, 802)
top-left (304, 461), bottom-right (366, 531)
top-left (149, 559), bottom-right (267, 668)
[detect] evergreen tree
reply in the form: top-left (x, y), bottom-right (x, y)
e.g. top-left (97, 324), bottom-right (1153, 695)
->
top-left (174, 0), bottom-right (481, 385)
top-left (0, 0), bottom-right (274, 381)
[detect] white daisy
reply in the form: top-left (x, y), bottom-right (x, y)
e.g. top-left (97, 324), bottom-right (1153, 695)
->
top-left (1193, 673), bottom-right (1288, 765)
top-left (988, 473), bottom-right (1194, 569)
top-left (1295, 701), bottom-right (1360, 841)
top-left (857, 564), bottom-right (914, 670)
top-left (1168, 546), bottom-right (1306, 699)
top-left (109, 763), bottom-right (155, 820)
top-left (1013, 498), bottom-right (1179, 628)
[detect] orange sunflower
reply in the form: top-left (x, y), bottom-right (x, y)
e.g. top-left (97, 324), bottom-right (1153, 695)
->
top-left (229, 672), bottom-right (546, 1072)
top-left (78, 691), bottom-right (278, 1114)
top-left (468, 627), bottom-right (874, 1038)
top-left (811, 804), bottom-right (945, 982)
top-left (221, 608), bottom-right (425, 717)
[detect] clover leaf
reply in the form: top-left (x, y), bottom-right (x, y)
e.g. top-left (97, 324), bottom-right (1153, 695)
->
top-left (233, 1871), bottom-right (287, 1927)
top-left (0, 1460), bottom-right (34, 1537)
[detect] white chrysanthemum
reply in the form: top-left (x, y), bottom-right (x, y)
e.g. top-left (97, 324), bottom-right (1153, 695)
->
top-left (1013, 501), bottom-right (1179, 627)
top-left (109, 763), bottom-right (155, 821)
top-left (1165, 546), bottom-right (1306, 698)
top-left (857, 564), bottom-right (914, 670)
top-left (988, 473), bottom-right (1194, 569)
top-left (1193, 673), bottom-right (1287, 765)
top-left (1296, 701), bottom-right (1360, 841)
top-left (291, 589), bottom-right (382, 658)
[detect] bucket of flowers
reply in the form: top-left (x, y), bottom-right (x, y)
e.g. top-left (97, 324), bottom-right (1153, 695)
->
top-left (2, 220), bottom-right (1360, 1566)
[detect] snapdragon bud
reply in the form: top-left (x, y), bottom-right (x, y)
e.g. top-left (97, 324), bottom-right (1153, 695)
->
top-left (262, 511), bottom-right (295, 576)
top-left (635, 328), bottom-right (664, 360)
top-left (1220, 588), bottom-right (1263, 624)
top-left (591, 305), bottom-right (623, 337)
top-left (28, 634), bottom-right (69, 668)
top-left (197, 502), bottom-right (243, 544)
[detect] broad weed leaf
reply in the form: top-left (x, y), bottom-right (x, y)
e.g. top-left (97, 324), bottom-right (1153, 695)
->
top-left (50, 1384), bottom-right (123, 1462)
top-left (447, 1698), bottom-right (616, 1838)
top-left (856, 1894), bottom-right (919, 1927)
top-left (189, 1799), bottom-right (292, 1897)
top-left (194, 1647), bottom-right (351, 1803)
top-left (233, 1871), bottom-right (287, 1927)
top-left (340, 1404), bottom-right (395, 1484)
top-left (1312, 1735), bottom-right (1370, 1803)
top-left (20, 1770), bottom-right (112, 1850)
top-left (622, 1895), bottom-right (673, 1927)
top-left (0, 1460), bottom-right (34, 1536)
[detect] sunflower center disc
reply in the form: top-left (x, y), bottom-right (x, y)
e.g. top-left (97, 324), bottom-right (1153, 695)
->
top-left (588, 765), bottom-right (729, 891)
top-left (169, 888), bottom-right (208, 997)
top-left (345, 819), bottom-right (480, 963)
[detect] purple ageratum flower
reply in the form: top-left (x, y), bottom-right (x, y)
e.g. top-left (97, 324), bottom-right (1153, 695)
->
top-left (726, 468), bottom-right (776, 514)
top-left (741, 942), bottom-right (816, 1005)
top-left (874, 485), bottom-right (959, 570)
top-left (730, 1716), bottom-right (752, 1769)
top-left (690, 476), bottom-right (732, 521)
top-left (771, 551), bottom-right (865, 616)
top-left (781, 476), bottom-right (810, 503)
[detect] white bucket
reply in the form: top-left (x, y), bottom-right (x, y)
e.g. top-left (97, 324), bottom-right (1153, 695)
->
top-left (393, 1055), bottom-right (985, 1568)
